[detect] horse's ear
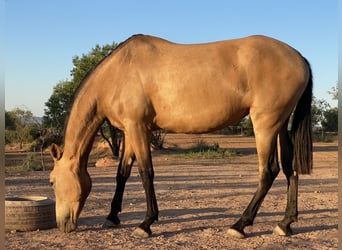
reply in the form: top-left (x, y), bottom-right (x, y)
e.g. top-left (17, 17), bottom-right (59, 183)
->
top-left (50, 143), bottom-right (62, 161)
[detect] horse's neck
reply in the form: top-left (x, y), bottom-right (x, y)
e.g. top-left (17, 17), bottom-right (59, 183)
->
top-left (63, 88), bottom-right (104, 163)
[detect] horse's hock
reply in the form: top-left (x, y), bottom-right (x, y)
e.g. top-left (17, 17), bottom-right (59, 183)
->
top-left (5, 196), bottom-right (56, 231)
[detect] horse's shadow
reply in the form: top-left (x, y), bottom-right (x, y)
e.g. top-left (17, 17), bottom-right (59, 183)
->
top-left (77, 207), bottom-right (337, 238)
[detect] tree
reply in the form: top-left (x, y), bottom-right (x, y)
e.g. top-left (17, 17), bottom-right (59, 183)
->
top-left (5, 111), bottom-right (16, 130)
top-left (100, 120), bottom-right (122, 157)
top-left (311, 84), bottom-right (338, 133)
top-left (71, 43), bottom-right (118, 87)
top-left (322, 107), bottom-right (337, 132)
top-left (5, 108), bottom-right (38, 149)
top-left (43, 43), bottom-right (118, 137)
top-left (322, 84), bottom-right (338, 132)
top-left (328, 83), bottom-right (338, 101)
top-left (5, 111), bottom-right (16, 144)
top-left (43, 80), bottom-right (75, 137)
top-left (311, 97), bottom-right (330, 130)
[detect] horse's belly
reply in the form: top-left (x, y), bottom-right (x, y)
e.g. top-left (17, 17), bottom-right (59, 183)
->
top-left (148, 75), bottom-right (250, 133)
top-left (154, 104), bottom-right (248, 133)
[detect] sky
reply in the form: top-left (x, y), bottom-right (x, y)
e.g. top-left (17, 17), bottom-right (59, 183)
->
top-left (5, 0), bottom-right (338, 116)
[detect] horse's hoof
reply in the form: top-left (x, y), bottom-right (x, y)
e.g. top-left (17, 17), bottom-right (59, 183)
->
top-left (227, 228), bottom-right (245, 239)
top-left (131, 227), bottom-right (151, 238)
top-left (273, 225), bottom-right (292, 236)
top-left (102, 219), bottom-right (120, 229)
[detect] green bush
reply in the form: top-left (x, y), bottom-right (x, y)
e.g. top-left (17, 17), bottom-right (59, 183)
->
top-left (178, 140), bottom-right (236, 159)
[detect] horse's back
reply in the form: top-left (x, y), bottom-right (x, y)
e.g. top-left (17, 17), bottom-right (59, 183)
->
top-left (102, 35), bottom-right (309, 133)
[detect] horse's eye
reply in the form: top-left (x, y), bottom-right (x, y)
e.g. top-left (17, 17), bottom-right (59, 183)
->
top-left (49, 180), bottom-right (54, 187)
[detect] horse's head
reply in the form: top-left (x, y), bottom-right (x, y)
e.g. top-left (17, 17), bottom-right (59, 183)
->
top-left (49, 143), bottom-right (92, 233)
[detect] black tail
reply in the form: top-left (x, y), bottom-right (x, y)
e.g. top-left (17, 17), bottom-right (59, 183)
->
top-left (291, 57), bottom-right (313, 174)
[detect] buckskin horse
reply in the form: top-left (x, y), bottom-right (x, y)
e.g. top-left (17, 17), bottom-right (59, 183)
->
top-left (49, 34), bottom-right (312, 238)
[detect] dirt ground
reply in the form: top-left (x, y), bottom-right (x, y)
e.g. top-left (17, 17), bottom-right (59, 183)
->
top-left (5, 134), bottom-right (338, 249)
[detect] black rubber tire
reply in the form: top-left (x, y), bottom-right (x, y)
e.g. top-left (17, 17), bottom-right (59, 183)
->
top-left (5, 196), bottom-right (56, 231)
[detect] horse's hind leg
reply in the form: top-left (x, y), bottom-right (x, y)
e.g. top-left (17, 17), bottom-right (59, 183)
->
top-left (274, 122), bottom-right (298, 236)
top-left (228, 125), bottom-right (280, 238)
top-left (104, 136), bottom-right (135, 228)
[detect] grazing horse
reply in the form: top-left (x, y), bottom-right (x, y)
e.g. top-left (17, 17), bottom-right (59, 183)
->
top-left (49, 34), bottom-right (312, 238)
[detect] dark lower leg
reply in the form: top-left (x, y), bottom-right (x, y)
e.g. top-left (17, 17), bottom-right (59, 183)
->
top-left (106, 150), bottom-right (135, 225)
top-left (230, 146), bottom-right (279, 236)
top-left (137, 168), bottom-right (159, 235)
top-left (230, 169), bottom-right (278, 235)
top-left (106, 171), bottom-right (129, 225)
top-left (277, 128), bottom-right (298, 235)
top-left (128, 126), bottom-right (158, 237)
top-left (277, 172), bottom-right (298, 235)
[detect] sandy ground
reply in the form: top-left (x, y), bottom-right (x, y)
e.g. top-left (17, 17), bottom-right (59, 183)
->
top-left (5, 134), bottom-right (338, 249)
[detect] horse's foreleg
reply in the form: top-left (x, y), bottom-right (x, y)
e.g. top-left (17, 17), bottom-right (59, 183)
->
top-left (274, 125), bottom-right (298, 236)
top-left (133, 163), bottom-right (158, 238)
top-left (104, 138), bottom-right (135, 228)
top-left (228, 131), bottom-right (280, 238)
top-left (128, 126), bottom-right (158, 238)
